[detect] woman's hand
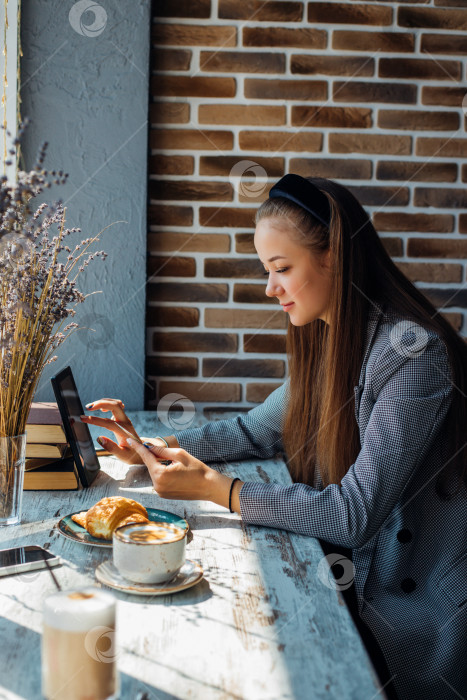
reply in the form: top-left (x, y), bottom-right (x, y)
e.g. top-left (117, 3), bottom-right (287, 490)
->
top-left (80, 398), bottom-right (149, 465)
top-left (124, 438), bottom-right (243, 511)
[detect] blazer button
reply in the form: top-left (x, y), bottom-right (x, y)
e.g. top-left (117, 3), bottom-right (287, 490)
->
top-left (397, 529), bottom-right (412, 543)
top-left (401, 578), bottom-right (416, 593)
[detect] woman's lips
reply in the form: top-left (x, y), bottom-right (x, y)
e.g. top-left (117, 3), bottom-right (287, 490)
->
top-left (281, 302), bottom-right (294, 311)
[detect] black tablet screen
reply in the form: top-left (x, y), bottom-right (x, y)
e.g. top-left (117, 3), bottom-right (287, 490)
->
top-left (51, 367), bottom-right (100, 487)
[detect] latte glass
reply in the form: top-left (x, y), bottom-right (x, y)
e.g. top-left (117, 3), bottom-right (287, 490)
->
top-left (42, 587), bottom-right (118, 700)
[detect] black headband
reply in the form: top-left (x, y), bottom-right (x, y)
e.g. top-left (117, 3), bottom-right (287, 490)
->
top-left (268, 174), bottom-right (330, 227)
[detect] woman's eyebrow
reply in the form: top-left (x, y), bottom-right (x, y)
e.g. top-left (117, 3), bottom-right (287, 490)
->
top-left (267, 255), bottom-right (287, 262)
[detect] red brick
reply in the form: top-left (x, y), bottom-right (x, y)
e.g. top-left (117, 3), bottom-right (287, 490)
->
top-left (380, 57), bottom-right (461, 81)
top-left (329, 133), bottom-right (411, 155)
top-left (151, 129), bottom-right (233, 151)
top-left (421, 33), bottom-right (467, 55)
top-left (234, 284), bottom-right (272, 305)
top-left (200, 156), bottom-right (284, 177)
top-left (205, 308), bottom-right (287, 329)
top-left (240, 131), bottom-right (323, 152)
top-left (147, 356), bottom-right (198, 377)
top-left (292, 106), bottom-right (372, 128)
top-left (147, 256), bottom-right (196, 278)
top-left (153, 332), bottom-right (237, 353)
top-left (149, 155), bottom-right (194, 176)
top-left (159, 381), bottom-right (241, 403)
top-left (373, 212), bottom-right (454, 233)
top-left (200, 51), bottom-right (285, 74)
top-left (421, 86), bottom-right (466, 107)
top-left (205, 258), bottom-right (263, 279)
top-left (149, 180), bottom-right (233, 202)
top-left (291, 54), bottom-right (374, 76)
top-left (348, 185), bottom-right (409, 207)
top-left (151, 75), bottom-right (236, 98)
top-left (308, 2), bottom-right (392, 25)
top-left (376, 160), bottom-right (457, 183)
top-left (398, 6), bottom-right (467, 30)
top-left (381, 237), bottom-right (403, 257)
top-left (146, 306), bottom-right (199, 327)
top-left (414, 188), bottom-right (467, 209)
top-left (333, 81), bottom-right (416, 104)
top-left (199, 104), bottom-right (286, 126)
top-left (148, 233), bottom-right (230, 253)
top-left (200, 207), bottom-right (257, 228)
top-left (237, 183), bottom-right (277, 205)
top-left (148, 205), bottom-right (193, 227)
top-left (291, 157), bottom-right (372, 180)
top-left (246, 383), bottom-right (283, 403)
top-left (148, 283), bottom-right (228, 303)
top-left (434, 0), bottom-right (467, 6)
top-left (243, 27), bottom-right (326, 49)
top-left (462, 165), bottom-right (467, 183)
top-left (245, 78), bottom-right (327, 101)
top-left (396, 262), bottom-right (462, 283)
top-left (416, 138), bottom-right (467, 158)
top-left (459, 214), bottom-right (467, 233)
top-left (378, 110), bottom-right (459, 131)
top-left (203, 358), bottom-right (285, 378)
top-left (441, 312), bottom-right (463, 332)
top-left (219, 0), bottom-right (303, 21)
top-left (407, 238), bottom-right (467, 258)
top-left (152, 24), bottom-right (236, 46)
top-left (333, 30), bottom-right (415, 53)
top-left (420, 288), bottom-right (467, 310)
top-left (235, 233), bottom-right (256, 254)
top-left (155, 0), bottom-right (211, 18)
top-left (150, 103), bottom-right (190, 124)
top-left (151, 49), bottom-right (192, 72)
top-left (244, 334), bottom-right (286, 353)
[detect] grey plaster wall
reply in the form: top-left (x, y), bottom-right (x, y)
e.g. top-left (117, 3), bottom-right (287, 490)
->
top-left (20, 0), bottom-right (151, 409)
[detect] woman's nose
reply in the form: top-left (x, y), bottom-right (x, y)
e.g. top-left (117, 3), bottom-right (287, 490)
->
top-left (265, 277), bottom-right (283, 298)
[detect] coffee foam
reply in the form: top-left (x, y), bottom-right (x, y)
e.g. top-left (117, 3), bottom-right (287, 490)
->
top-left (116, 521), bottom-right (184, 544)
top-left (43, 587), bottom-right (115, 632)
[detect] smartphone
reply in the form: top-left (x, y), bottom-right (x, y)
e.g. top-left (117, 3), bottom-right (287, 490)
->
top-left (0, 545), bottom-right (61, 577)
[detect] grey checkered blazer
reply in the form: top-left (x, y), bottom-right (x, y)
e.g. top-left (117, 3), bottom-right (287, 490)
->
top-left (174, 303), bottom-right (467, 700)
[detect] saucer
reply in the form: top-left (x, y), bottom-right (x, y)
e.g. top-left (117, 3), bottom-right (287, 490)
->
top-left (95, 559), bottom-right (203, 596)
top-left (57, 507), bottom-right (189, 548)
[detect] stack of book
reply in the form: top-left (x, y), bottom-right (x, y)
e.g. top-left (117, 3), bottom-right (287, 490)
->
top-left (24, 402), bottom-right (78, 490)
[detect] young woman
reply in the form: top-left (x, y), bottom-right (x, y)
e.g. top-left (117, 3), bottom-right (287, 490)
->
top-left (82, 174), bottom-right (467, 700)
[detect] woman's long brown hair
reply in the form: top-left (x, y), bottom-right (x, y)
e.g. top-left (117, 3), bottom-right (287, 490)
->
top-left (256, 177), bottom-right (467, 499)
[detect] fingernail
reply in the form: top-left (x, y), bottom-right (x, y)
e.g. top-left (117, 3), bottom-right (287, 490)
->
top-left (80, 415), bottom-right (87, 420)
top-left (126, 438), bottom-right (134, 446)
top-left (86, 403), bottom-right (94, 409)
top-left (97, 436), bottom-right (105, 447)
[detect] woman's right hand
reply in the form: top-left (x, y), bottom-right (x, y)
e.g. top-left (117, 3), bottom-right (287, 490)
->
top-left (80, 398), bottom-right (159, 465)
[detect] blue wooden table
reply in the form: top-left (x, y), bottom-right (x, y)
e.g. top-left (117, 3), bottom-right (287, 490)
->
top-left (0, 411), bottom-right (383, 699)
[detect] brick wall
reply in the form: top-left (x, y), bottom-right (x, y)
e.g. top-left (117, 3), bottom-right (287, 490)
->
top-left (146, 0), bottom-right (467, 414)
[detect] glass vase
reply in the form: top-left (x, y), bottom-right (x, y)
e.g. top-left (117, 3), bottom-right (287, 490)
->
top-left (0, 433), bottom-right (26, 526)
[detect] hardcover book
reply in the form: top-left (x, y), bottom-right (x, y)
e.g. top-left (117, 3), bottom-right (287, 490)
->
top-left (26, 402), bottom-right (67, 443)
top-left (23, 456), bottom-right (79, 491)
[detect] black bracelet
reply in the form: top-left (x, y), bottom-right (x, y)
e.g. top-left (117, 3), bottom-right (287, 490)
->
top-left (229, 477), bottom-right (240, 513)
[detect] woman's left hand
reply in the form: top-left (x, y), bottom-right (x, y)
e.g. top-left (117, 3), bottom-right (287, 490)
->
top-left (124, 438), bottom-right (236, 507)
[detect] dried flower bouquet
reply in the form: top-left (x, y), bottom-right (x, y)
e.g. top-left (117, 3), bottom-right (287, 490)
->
top-left (0, 122), bottom-right (108, 514)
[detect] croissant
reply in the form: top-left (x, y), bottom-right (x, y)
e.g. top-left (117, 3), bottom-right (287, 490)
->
top-left (71, 496), bottom-right (149, 540)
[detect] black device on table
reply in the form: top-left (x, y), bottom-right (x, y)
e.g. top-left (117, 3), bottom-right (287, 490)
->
top-left (0, 545), bottom-right (61, 577)
top-left (51, 366), bottom-right (101, 487)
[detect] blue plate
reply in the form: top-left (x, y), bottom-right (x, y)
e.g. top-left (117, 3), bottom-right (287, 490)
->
top-left (57, 507), bottom-right (189, 548)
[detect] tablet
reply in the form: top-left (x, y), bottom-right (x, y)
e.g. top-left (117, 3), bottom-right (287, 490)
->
top-left (50, 366), bottom-right (100, 487)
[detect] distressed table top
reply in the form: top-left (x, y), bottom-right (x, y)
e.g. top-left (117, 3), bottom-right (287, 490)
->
top-left (0, 411), bottom-right (382, 700)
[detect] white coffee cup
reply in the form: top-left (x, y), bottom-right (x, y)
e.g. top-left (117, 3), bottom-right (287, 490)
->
top-left (113, 521), bottom-right (186, 584)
